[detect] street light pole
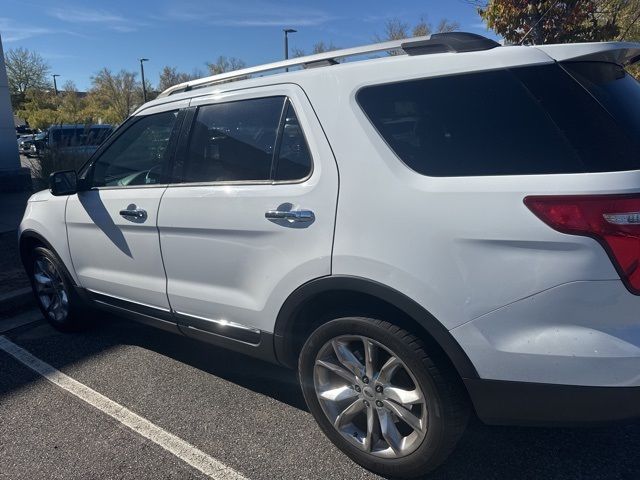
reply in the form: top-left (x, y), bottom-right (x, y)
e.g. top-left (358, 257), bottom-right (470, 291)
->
top-left (283, 28), bottom-right (297, 72)
top-left (52, 74), bottom-right (60, 96)
top-left (139, 58), bottom-right (149, 103)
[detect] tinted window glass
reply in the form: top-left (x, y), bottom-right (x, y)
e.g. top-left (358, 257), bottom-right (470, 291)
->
top-left (91, 111), bottom-right (177, 187)
top-left (563, 62), bottom-right (640, 140)
top-left (184, 97), bottom-right (285, 183)
top-left (51, 127), bottom-right (112, 147)
top-left (51, 128), bottom-right (80, 147)
top-left (358, 64), bottom-right (639, 176)
top-left (274, 103), bottom-right (312, 181)
top-left (84, 127), bottom-right (112, 146)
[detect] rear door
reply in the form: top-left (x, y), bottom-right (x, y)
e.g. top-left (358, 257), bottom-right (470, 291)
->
top-left (158, 85), bottom-right (338, 340)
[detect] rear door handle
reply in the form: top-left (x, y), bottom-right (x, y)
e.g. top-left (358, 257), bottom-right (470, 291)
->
top-left (119, 208), bottom-right (147, 221)
top-left (265, 209), bottom-right (314, 223)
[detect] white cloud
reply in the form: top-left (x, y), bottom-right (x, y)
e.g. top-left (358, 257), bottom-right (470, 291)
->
top-left (48, 7), bottom-right (144, 32)
top-left (158, 0), bottom-right (333, 28)
top-left (0, 17), bottom-right (76, 42)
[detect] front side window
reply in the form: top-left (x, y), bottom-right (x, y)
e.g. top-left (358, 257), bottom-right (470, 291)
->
top-left (184, 97), bottom-right (285, 183)
top-left (90, 111), bottom-right (177, 187)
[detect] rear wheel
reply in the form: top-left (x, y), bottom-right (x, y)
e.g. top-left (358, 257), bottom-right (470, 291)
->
top-left (299, 317), bottom-right (469, 478)
top-left (28, 246), bottom-right (85, 332)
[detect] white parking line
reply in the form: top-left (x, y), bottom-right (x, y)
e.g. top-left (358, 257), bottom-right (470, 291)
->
top-left (0, 335), bottom-right (248, 480)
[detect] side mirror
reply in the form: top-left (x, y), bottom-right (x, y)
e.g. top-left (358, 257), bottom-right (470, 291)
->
top-left (49, 170), bottom-right (78, 196)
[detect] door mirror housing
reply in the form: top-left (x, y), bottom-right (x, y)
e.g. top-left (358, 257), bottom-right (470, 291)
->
top-left (49, 170), bottom-right (79, 196)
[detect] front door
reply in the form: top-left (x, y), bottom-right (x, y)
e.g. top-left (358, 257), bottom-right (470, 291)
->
top-left (66, 107), bottom-right (183, 310)
top-left (158, 86), bottom-right (339, 339)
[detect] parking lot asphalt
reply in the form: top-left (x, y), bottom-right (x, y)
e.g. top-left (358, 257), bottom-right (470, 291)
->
top-left (1, 310), bottom-right (639, 480)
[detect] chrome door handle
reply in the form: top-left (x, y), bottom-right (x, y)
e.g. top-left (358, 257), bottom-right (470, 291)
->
top-left (265, 209), bottom-right (314, 222)
top-left (119, 208), bottom-right (147, 220)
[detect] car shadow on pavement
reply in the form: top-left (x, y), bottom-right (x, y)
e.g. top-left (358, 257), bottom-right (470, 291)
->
top-left (3, 313), bottom-right (639, 480)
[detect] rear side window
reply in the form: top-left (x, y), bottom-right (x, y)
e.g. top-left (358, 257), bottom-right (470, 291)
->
top-left (274, 102), bottom-right (312, 181)
top-left (184, 97), bottom-right (284, 183)
top-left (357, 63), bottom-right (640, 176)
top-left (563, 62), bottom-right (640, 141)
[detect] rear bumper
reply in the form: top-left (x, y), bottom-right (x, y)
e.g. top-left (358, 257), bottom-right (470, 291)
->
top-left (451, 280), bottom-right (640, 387)
top-left (452, 279), bottom-right (640, 425)
top-left (466, 378), bottom-right (640, 426)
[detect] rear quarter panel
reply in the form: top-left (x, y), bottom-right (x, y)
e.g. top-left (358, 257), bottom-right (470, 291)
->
top-left (298, 49), bottom-right (637, 330)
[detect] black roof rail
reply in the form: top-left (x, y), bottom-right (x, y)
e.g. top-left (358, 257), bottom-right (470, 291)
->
top-left (402, 32), bottom-right (500, 56)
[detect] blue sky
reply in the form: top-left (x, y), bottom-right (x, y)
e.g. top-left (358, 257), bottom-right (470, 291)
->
top-left (1, 0), bottom-right (496, 91)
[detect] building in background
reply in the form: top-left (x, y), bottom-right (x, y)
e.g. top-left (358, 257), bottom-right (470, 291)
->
top-left (0, 34), bottom-right (31, 191)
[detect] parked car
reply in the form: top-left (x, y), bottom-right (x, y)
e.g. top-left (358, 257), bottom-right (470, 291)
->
top-left (18, 131), bottom-right (46, 157)
top-left (33, 124), bottom-right (113, 158)
top-left (15, 124), bottom-right (36, 138)
top-left (19, 33), bottom-right (640, 478)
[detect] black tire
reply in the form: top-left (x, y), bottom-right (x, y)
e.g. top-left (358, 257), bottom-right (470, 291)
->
top-left (299, 317), bottom-right (469, 478)
top-left (27, 246), bottom-right (87, 332)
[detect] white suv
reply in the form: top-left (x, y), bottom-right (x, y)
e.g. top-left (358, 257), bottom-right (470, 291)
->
top-left (19, 32), bottom-right (640, 478)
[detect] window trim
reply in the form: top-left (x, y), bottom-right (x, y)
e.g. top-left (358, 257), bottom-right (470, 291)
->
top-left (81, 109), bottom-right (184, 191)
top-left (173, 95), bottom-right (314, 187)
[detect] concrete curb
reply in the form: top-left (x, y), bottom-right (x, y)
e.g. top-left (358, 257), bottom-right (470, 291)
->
top-left (0, 287), bottom-right (34, 312)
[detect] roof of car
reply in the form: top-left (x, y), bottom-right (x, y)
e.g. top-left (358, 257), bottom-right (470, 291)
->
top-left (134, 33), bottom-right (640, 116)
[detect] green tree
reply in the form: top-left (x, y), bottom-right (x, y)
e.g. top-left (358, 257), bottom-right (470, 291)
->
top-left (612, 0), bottom-right (640, 76)
top-left (478, 1), bottom-right (620, 44)
top-left (57, 81), bottom-right (93, 125)
top-left (17, 89), bottom-right (61, 130)
top-left (89, 68), bottom-right (139, 123)
top-left (5, 47), bottom-right (50, 110)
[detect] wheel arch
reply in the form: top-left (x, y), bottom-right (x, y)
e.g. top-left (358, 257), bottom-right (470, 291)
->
top-left (19, 230), bottom-right (77, 286)
top-left (273, 275), bottom-right (478, 380)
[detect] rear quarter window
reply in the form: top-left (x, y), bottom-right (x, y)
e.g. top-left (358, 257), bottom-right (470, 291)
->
top-left (357, 63), bottom-right (640, 177)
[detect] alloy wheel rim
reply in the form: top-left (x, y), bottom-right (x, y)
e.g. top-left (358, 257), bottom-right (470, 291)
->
top-left (313, 335), bottom-right (428, 458)
top-left (33, 256), bottom-right (69, 323)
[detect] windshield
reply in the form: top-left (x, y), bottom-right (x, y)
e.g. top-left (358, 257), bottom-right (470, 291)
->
top-left (563, 61), bottom-right (640, 141)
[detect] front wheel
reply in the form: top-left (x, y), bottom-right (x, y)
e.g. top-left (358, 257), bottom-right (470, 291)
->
top-left (28, 246), bottom-right (86, 332)
top-left (299, 317), bottom-right (469, 478)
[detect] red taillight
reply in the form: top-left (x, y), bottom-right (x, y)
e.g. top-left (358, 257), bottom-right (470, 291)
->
top-left (524, 194), bottom-right (640, 295)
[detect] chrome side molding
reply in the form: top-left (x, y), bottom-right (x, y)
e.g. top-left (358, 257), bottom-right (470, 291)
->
top-left (174, 311), bottom-right (261, 345)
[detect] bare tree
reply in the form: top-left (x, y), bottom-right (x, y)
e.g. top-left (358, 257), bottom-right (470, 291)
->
top-left (206, 56), bottom-right (247, 75)
top-left (158, 66), bottom-right (198, 91)
top-left (292, 41), bottom-right (340, 58)
top-left (291, 47), bottom-right (306, 58)
top-left (377, 18), bottom-right (410, 41)
top-left (312, 41), bottom-right (339, 54)
top-left (377, 17), bottom-right (460, 42)
top-left (413, 17), bottom-right (432, 37)
top-left (435, 18), bottom-right (461, 33)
